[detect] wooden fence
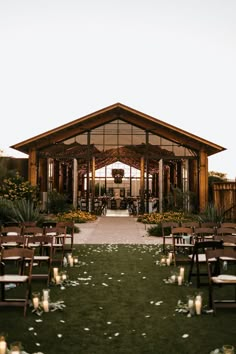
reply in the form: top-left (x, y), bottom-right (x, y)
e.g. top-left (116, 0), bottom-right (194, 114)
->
top-left (213, 182), bottom-right (236, 221)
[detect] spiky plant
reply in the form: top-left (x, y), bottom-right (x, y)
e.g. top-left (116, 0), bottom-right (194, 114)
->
top-left (10, 199), bottom-right (44, 224)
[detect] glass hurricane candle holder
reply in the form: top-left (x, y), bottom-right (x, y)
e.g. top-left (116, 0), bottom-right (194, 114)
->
top-left (32, 292), bottom-right (40, 310)
top-left (42, 288), bottom-right (50, 301)
top-left (10, 341), bottom-right (22, 354)
top-left (222, 344), bottom-right (235, 354)
top-left (187, 295), bottom-right (195, 315)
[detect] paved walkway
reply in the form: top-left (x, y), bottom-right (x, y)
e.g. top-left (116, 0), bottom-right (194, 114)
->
top-left (73, 211), bottom-right (162, 245)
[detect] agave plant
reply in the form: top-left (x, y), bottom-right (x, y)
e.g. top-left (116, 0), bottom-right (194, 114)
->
top-left (10, 199), bottom-right (44, 224)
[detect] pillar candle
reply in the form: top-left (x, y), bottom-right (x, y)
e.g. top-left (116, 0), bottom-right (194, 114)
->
top-left (195, 298), bottom-right (202, 315)
top-left (43, 300), bottom-right (49, 312)
top-left (53, 267), bottom-right (59, 279)
top-left (177, 275), bottom-right (183, 286)
top-left (179, 267), bottom-right (185, 279)
top-left (0, 339), bottom-right (7, 354)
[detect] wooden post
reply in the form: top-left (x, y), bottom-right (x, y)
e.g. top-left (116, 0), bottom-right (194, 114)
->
top-left (199, 150), bottom-right (208, 212)
top-left (28, 148), bottom-right (37, 186)
top-left (72, 158), bottom-right (78, 209)
top-left (159, 159), bottom-right (163, 213)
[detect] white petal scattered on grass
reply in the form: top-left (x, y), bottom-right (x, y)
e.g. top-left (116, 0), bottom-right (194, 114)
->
top-left (57, 334), bottom-right (63, 338)
top-left (60, 286), bottom-right (65, 290)
top-left (155, 301), bottom-right (163, 306)
top-left (142, 276), bottom-right (146, 279)
top-left (121, 273), bottom-right (125, 275)
top-left (102, 283), bottom-right (109, 287)
top-left (35, 343), bottom-right (41, 346)
top-left (114, 333), bottom-right (120, 336)
top-left (60, 320), bottom-right (65, 323)
top-left (107, 321), bottom-right (112, 325)
top-left (34, 332), bottom-right (37, 336)
top-left (182, 334), bottom-right (189, 339)
top-left (117, 279), bottom-right (121, 282)
top-left (142, 333), bottom-right (147, 336)
top-left (99, 306), bottom-right (103, 310)
top-left (108, 277), bottom-right (113, 280)
top-left (28, 327), bottom-right (34, 331)
top-left (84, 328), bottom-right (90, 331)
top-left (145, 315), bottom-right (151, 318)
top-left (150, 301), bottom-right (154, 304)
top-left (35, 319), bottom-right (43, 323)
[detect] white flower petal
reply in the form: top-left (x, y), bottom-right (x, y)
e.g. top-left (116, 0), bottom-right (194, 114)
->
top-left (182, 334), bottom-right (189, 338)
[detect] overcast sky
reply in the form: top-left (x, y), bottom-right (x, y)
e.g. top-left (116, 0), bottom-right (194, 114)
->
top-left (1, 0), bottom-right (235, 179)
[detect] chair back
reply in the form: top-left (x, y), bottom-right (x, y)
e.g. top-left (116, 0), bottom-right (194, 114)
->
top-left (1, 226), bottom-right (22, 236)
top-left (194, 227), bottom-right (216, 240)
top-left (216, 227), bottom-right (236, 236)
top-left (220, 222), bottom-right (236, 228)
top-left (23, 226), bottom-right (44, 236)
top-left (206, 247), bottom-right (236, 262)
top-left (0, 235), bottom-right (26, 248)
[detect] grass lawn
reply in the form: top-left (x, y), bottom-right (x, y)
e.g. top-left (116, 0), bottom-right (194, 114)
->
top-left (1, 244), bottom-right (236, 354)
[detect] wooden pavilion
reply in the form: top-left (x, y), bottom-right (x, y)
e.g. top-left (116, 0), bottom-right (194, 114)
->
top-left (11, 103), bottom-right (225, 213)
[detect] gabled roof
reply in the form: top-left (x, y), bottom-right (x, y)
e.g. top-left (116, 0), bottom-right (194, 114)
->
top-left (11, 102), bottom-right (225, 157)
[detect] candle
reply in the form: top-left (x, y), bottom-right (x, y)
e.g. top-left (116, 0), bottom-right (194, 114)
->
top-left (0, 338), bottom-right (7, 354)
top-left (53, 267), bottom-right (59, 279)
top-left (160, 257), bottom-right (166, 264)
top-left (187, 297), bottom-right (195, 315)
top-left (33, 296), bottom-right (39, 309)
top-left (168, 252), bottom-right (173, 263)
top-left (73, 256), bottom-right (79, 264)
top-left (166, 258), bottom-right (171, 266)
top-left (195, 294), bottom-right (202, 306)
top-left (61, 272), bottom-right (67, 281)
top-left (42, 289), bottom-right (50, 301)
top-left (55, 275), bottom-right (61, 284)
top-left (69, 257), bottom-right (74, 267)
top-left (177, 275), bottom-right (183, 285)
top-left (43, 300), bottom-right (49, 312)
top-left (179, 267), bottom-right (185, 279)
top-left (195, 298), bottom-right (202, 315)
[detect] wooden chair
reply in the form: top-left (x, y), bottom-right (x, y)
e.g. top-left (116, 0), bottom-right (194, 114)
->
top-left (161, 222), bottom-right (179, 253)
top-left (220, 222), bottom-right (236, 229)
top-left (44, 226), bottom-right (66, 265)
top-left (194, 227), bottom-right (216, 241)
top-left (25, 235), bottom-right (53, 285)
top-left (200, 221), bottom-right (218, 229)
top-left (180, 221), bottom-right (200, 230)
top-left (206, 247), bottom-right (236, 313)
top-left (216, 227), bottom-right (236, 237)
top-left (0, 247), bottom-right (34, 316)
top-left (0, 235), bottom-right (26, 250)
top-left (188, 239), bottom-right (223, 287)
top-left (214, 235), bottom-right (236, 248)
top-left (56, 221), bottom-right (75, 251)
top-left (171, 227), bottom-right (194, 265)
top-left (1, 226), bottom-right (23, 236)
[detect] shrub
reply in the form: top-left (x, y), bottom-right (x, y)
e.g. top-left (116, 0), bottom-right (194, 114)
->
top-left (46, 190), bottom-right (72, 214)
top-left (0, 172), bottom-right (38, 201)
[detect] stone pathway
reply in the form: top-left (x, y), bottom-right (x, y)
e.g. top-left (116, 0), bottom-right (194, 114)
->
top-left (73, 214), bottom-right (162, 245)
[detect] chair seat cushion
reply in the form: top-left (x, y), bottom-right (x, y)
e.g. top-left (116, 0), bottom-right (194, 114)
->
top-left (212, 274), bottom-right (236, 283)
top-left (188, 253), bottom-right (206, 262)
top-left (0, 275), bottom-right (28, 282)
